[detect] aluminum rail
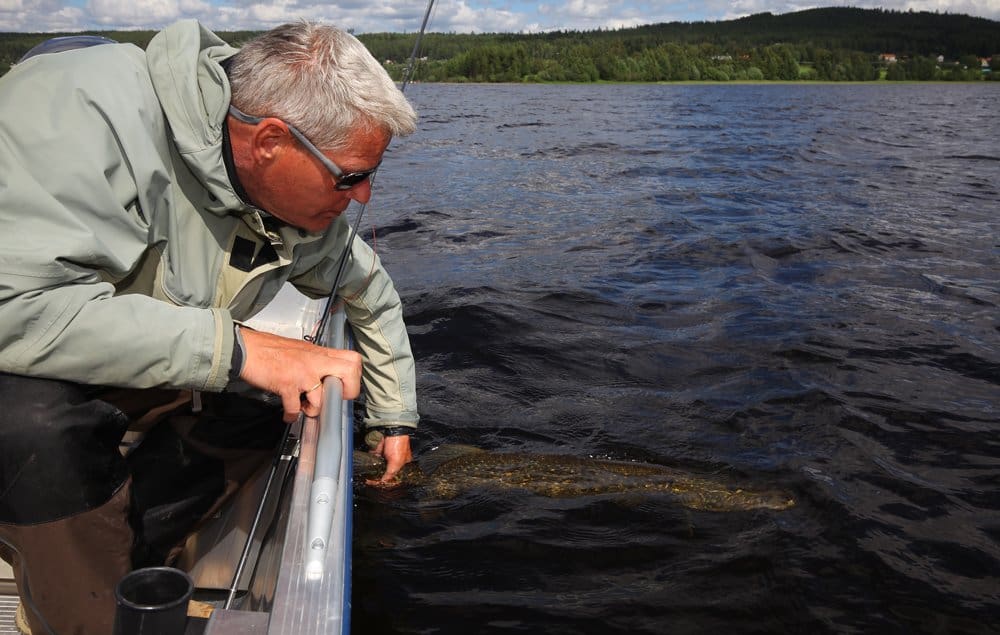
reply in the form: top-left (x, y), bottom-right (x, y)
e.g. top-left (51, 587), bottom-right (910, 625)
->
top-left (304, 311), bottom-right (351, 583)
top-left (267, 308), bottom-right (353, 634)
top-left (204, 306), bottom-right (353, 635)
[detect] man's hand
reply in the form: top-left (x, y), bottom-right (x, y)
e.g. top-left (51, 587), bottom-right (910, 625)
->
top-left (238, 327), bottom-right (362, 423)
top-left (366, 434), bottom-right (413, 488)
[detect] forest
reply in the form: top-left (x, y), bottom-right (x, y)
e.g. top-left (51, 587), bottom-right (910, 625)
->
top-left (1, 7), bottom-right (998, 82)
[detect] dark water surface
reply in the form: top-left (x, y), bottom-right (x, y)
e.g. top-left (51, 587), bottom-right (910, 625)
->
top-left (351, 84), bottom-right (999, 634)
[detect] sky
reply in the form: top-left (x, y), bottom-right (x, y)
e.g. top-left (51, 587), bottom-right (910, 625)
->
top-left (0, 0), bottom-right (998, 33)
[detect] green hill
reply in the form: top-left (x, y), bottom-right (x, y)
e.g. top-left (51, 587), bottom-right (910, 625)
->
top-left (361, 7), bottom-right (999, 82)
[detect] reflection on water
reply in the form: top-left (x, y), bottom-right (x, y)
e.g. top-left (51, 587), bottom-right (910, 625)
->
top-left (353, 83), bottom-right (999, 635)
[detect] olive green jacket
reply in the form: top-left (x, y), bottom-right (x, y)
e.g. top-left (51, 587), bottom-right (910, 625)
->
top-left (0, 21), bottom-right (418, 429)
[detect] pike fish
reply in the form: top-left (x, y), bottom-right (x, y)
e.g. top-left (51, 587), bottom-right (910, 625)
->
top-left (355, 445), bottom-right (794, 512)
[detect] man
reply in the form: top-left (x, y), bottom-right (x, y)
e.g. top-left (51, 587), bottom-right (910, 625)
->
top-left (0, 20), bottom-right (419, 634)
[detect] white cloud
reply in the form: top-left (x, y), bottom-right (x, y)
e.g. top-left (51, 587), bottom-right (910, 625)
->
top-left (563, 0), bottom-right (608, 19)
top-left (179, 0), bottom-right (210, 12)
top-left (88, 0), bottom-right (181, 26)
top-left (535, 0), bottom-right (691, 31)
top-left (444, 0), bottom-right (523, 32)
top-left (897, 0), bottom-right (1000, 19)
top-left (0, 0), bottom-right (86, 30)
top-left (245, 0), bottom-right (297, 25)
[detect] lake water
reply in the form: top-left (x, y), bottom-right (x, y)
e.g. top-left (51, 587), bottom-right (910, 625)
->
top-left (350, 83), bottom-right (999, 634)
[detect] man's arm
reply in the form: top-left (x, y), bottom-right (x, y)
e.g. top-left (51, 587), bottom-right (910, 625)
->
top-left (0, 44), bottom-right (238, 392)
top-left (290, 230), bottom-right (420, 482)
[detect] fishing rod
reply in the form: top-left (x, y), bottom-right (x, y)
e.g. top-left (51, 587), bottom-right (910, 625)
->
top-left (225, 0), bottom-right (436, 607)
top-left (313, 0), bottom-right (435, 343)
top-left (299, 0), bottom-right (436, 586)
top-left (402, 0), bottom-right (436, 90)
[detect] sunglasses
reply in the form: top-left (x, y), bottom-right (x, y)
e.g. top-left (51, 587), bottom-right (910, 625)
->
top-left (228, 105), bottom-right (380, 191)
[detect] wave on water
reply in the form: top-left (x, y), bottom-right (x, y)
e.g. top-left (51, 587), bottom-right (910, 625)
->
top-left (354, 83), bottom-right (1000, 635)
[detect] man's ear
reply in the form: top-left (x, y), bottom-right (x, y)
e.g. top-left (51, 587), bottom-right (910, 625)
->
top-left (251, 118), bottom-right (292, 164)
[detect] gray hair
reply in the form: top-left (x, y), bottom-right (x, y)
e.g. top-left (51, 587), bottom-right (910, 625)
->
top-left (227, 21), bottom-right (417, 150)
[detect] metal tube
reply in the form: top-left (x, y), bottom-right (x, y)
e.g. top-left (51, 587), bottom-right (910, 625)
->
top-left (304, 307), bottom-right (350, 582)
top-left (304, 377), bottom-right (343, 580)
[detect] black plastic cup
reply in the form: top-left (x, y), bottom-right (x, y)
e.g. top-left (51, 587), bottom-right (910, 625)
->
top-left (113, 567), bottom-right (193, 635)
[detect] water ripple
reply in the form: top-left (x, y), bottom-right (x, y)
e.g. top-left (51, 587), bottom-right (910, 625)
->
top-left (354, 83), bottom-right (1000, 635)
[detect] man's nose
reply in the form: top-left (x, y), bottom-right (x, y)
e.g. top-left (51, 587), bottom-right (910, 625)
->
top-left (347, 179), bottom-right (373, 204)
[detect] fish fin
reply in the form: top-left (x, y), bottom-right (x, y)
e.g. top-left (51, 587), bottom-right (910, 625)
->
top-left (417, 443), bottom-right (485, 475)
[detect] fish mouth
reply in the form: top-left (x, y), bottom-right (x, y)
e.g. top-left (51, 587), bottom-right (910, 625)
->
top-left (739, 490), bottom-right (796, 510)
top-left (760, 495), bottom-right (796, 510)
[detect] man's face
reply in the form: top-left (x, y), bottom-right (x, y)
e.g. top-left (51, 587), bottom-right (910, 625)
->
top-left (246, 122), bottom-right (391, 233)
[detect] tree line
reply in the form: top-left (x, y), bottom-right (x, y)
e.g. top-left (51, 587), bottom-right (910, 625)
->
top-left (1, 7), bottom-right (997, 82)
top-left (364, 8), bottom-right (1000, 82)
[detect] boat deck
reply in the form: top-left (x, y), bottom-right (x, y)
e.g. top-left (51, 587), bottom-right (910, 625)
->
top-left (0, 285), bottom-right (348, 635)
top-left (1, 562), bottom-right (216, 634)
top-left (1, 586), bottom-right (17, 635)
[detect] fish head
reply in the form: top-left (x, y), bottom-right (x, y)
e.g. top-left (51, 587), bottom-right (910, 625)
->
top-left (737, 488), bottom-right (796, 511)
